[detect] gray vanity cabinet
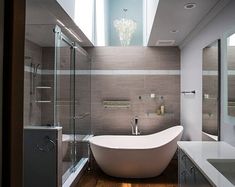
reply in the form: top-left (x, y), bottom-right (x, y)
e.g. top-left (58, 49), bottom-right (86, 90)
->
top-left (178, 148), bottom-right (212, 187)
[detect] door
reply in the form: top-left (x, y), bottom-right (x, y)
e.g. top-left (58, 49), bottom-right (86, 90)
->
top-left (73, 45), bottom-right (91, 168)
top-left (54, 26), bottom-right (76, 183)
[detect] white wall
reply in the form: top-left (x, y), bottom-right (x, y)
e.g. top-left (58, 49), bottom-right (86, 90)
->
top-left (143, 0), bottom-right (159, 45)
top-left (181, 0), bottom-right (235, 146)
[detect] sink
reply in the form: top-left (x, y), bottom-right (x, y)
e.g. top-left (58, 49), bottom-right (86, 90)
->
top-left (207, 159), bottom-right (235, 185)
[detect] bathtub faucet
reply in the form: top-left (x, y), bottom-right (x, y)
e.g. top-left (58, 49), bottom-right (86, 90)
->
top-left (131, 116), bottom-right (141, 135)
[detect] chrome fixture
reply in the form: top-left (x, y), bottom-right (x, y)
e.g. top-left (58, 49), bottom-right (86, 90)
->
top-left (73, 113), bottom-right (90, 120)
top-left (181, 90), bottom-right (196, 95)
top-left (34, 64), bottom-right (41, 77)
top-left (131, 116), bottom-right (140, 135)
top-left (31, 63), bottom-right (40, 95)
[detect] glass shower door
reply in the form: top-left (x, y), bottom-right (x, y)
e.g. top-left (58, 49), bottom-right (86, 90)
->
top-left (73, 46), bottom-right (91, 169)
top-left (54, 27), bottom-right (76, 183)
top-left (54, 26), bottom-right (91, 184)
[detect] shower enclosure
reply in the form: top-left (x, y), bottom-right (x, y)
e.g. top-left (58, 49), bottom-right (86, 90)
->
top-left (54, 26), bottom-right (92, 184)
top-left (23, 25), bottom-right (91, 186)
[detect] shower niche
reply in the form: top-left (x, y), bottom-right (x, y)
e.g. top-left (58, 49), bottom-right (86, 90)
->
top-left (23, 24), bottom-right (91, 187)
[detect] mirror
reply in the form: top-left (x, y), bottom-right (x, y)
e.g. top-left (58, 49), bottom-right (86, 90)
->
top-left (202, 40), bottom-right (220, 141)
top-left (227, 33), bottom-right (235, 116)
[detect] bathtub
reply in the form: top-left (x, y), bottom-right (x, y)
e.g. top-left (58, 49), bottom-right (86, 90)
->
top-left (89, 125), bottom-right (183, 178)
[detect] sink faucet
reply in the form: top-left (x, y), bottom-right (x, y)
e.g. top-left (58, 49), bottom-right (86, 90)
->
top-left (131, 116), bottom-right (140, 135)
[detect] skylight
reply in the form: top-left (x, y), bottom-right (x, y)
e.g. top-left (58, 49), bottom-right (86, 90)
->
top-left (228, 33), bottom-right (235, 46)
top-left (59, 0), bottom-right (160, 46)
top-left (74, 0), bottom-right (95, 42)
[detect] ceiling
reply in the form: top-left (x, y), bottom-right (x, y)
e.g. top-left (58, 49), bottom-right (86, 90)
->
top-left (26, 0), bottom-right (228, 48)
top-left (25, 24), bottom-right (56, 47)
top-left (148, 0), bottom-right (221, 46)
top-left (26, 0), bottom-right (93, 47)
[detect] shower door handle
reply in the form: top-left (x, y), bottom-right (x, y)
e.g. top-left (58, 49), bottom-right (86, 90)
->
top-left (73, 113), bottom-right (90, 120)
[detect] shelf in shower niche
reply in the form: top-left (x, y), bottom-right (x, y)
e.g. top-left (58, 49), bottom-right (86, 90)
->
top-left (228, 101), bottom-right (235, 107)
top-left (103, 100), bottom-right (130, 108)
top-left (56, 100), bottom-right (78, 106)
top-left (145, 113), bottom-right (174, 118)
top-left (56, 100), bottom-right (78, 103)
top-left (204, 97), bottom-right (217, 100)
top-left (36, 86), bottom-right (52, 89)
top-left (203, 113), bottom-right (214, 119)
top-left (35, 100), bottom-right (52, 103)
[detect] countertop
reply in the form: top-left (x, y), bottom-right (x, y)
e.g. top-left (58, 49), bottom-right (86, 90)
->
top-left (178, 141), bottom-right (235, 187)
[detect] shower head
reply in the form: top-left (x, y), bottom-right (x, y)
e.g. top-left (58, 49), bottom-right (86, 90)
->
top-left (33, 64), bottom-right (41, 76)
top-left (35, 64), bottom-right (41, 70)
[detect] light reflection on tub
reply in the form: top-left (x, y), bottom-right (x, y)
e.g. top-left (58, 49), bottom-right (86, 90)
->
top-left (89, 125), bottom-right (183, 178)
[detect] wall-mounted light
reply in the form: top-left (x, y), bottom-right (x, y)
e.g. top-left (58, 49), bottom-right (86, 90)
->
top-left (67, 28), bottom-right (83, 43)
top-left (57, 19), bottom-right (83, 43)
top-left (228, 33), bottom-right (235, 46)
top-left (56, 19), bottom-right (65, 27)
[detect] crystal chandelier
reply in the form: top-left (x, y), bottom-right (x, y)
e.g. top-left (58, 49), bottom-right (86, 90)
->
top-left (113, 9), bottom-right (137, 46)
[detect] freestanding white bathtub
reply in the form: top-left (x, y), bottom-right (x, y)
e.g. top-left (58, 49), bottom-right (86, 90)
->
top-left (89, 125), bottom-right (183, 178)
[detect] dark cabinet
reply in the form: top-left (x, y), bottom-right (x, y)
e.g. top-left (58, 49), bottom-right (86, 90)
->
top-left (178, 148), bottom-right (212, 187)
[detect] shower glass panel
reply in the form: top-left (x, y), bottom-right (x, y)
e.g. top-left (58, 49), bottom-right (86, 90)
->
top-left (55, 28), bottom-right (75, 183)
top-left (24, 24), bottom-right (91, 186)
top-left (73, 46), bottom-right (91, 169)
top-left (55, 26), bottom-right (91, 184)
top-left (24, 24), bottom-right (56, 127)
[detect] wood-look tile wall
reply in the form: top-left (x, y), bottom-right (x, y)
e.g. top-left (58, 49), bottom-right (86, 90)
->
top-left (86, 46), bottom-right (181, 135)
top-left (24, 44), bottom-right (181, 136)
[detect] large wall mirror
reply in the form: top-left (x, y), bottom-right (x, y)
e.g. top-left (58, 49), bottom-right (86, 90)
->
top-left (227, 33), bottom-right (235, 116)
top-left (202, 40), bottom-right (221, 141)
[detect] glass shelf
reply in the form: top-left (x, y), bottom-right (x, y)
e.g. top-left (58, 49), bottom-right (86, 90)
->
top-left (203, 97), bottom-right (217, 100)
top-left (145, 112), bottom-right (174, 118)
top-left (228, 101), bottom-right (235, 107)
top-left (36, 86), bottom-right (52, 89)
top-left (35, 100), bottom-right (52, 103)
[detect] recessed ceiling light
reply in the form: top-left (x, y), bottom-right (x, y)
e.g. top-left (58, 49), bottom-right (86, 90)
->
top-left (170, 30), bottom-right (179, 33)
top-left (184, 3), bottom-right (196, 10)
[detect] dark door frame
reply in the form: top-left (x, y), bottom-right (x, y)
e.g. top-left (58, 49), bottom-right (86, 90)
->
top-left (2, 0), bottom-right (25, 186)
top-left (0, 0), bottom-right (4, 185)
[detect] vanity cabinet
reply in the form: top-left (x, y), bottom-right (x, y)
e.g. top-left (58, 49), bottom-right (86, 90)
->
top-left (178, 148), bottom-right (212, 187)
